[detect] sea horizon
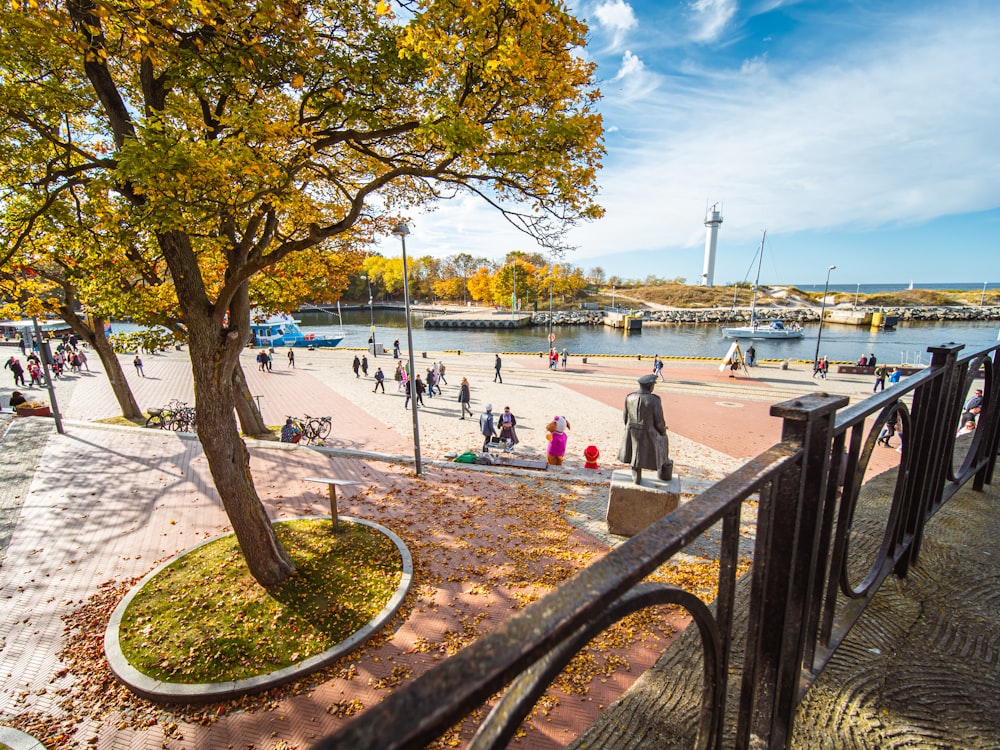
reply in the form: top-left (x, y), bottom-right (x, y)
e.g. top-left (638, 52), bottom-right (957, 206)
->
top-left (797, 282), bottom-right (991, 294)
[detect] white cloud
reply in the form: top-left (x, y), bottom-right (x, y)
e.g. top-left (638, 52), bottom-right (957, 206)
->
top-left (562, 3), bottom-right (1000, 278)
top-left (615, 49), bottom-right (645, 80)
top-left (380, 3), bottom-right (1000, 285)
top-left (592, 0), bottom-right (638, 51)
top-left (688, 0), bottom-right (739, 43)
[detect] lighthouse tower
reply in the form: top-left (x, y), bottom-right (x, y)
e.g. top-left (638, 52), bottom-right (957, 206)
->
top-left (701, 203), bottom-right (723, 287)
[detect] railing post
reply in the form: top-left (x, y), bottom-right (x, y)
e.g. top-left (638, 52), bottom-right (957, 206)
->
top-left (973, 348), bottom-right (1000, 490)
top-left (737, 392), bottom-right (847, 749)
top-left (894, 343), bottom-right (963, 575)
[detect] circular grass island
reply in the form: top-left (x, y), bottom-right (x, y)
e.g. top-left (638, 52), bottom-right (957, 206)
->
top-left (105, 516), bottom-right (412, 702)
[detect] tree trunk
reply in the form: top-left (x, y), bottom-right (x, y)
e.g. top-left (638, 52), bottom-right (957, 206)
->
top-left (64, 312), bottom-right (143, 420)
top-left (188, 325), bottom-right (296, 586)
top-left (160, 229), bottom-right (296, 588)
top-left (232, 363), bottom-right (271, 437)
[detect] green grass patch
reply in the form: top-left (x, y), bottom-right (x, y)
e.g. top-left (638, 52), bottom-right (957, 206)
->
top-left (118, 518), bottom-right (402, 683)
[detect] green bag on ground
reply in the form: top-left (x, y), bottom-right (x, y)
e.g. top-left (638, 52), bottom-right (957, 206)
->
top-left (453, 451), bottom-right (477, 464)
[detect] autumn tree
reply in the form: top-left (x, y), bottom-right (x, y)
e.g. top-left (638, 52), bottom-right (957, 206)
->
top-left (466, 266), bottom-right (495, 303)
top-left (0, 0), bottom-right (603, 587)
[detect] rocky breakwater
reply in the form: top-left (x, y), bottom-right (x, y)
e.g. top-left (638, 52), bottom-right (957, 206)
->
top-left (531, 305), bottom-right (1000, 327)
top-left (530, 310), bottom-right (606, 326)
top-left (885, 306), bottom-right (1000, 322)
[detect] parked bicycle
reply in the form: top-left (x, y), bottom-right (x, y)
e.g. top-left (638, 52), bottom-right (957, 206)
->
top-left (146, 399), bottom-right (197, 433)
top-left (284, 414), bottom-right (332, 444)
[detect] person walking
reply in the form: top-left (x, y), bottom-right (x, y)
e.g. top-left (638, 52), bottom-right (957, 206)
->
top-left (27, 360), bottom-right (42, 386)
top-left (437, 361), bottom-right (448, 385)
top-left (561, 348), bottom-right (568, 370)
top-left (653, 355), bottom-right (665, 382)
top-left (405, 374), bottom-right (425, 409)
top-left (287, 349), bottom-right (295, 368)
top-left (4, 356), bottom-right (25, 387)
top-left (819, 356), bottom-right (829, 379)
top-left (458, 377), bottom-right (473, 419)
top-left (361, 355), bottom-right (369, 377)
top-left (352, 355), bottom-right (361, 378)
top-left (373, 367), bottom-right (385, 393)
top-left (393, 339), bottom-right (400, 358)
top-left (479, 404), bottom-right (497, 450)
top-left (494, 354), bottom-right (503, 383)
top-left (746, 345), bottom-right (756, 367)
top-left (394, 361), bottom-right (406, 391)
top-left (77, 349), bottom-right (88, 371)
top-left (133, 354), bottom-right (144, 377)
top-left (425, 367), bottom-right (435, 398)
top-left (873, 363), bottom-right (886, 392)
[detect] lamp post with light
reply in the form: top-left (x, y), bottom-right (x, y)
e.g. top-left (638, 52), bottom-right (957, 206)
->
top-left (813, 265), bottom-right (836, 370)
top-left (392, 223), bottom-right (422, 475)
top-left (360, 274), bottom-right (376, 356)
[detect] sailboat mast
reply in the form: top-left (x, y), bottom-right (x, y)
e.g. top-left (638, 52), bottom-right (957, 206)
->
top-left (749, 230), bottom-right (765, 326)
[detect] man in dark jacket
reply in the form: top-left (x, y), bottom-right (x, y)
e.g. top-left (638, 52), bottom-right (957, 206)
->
top-left (5, 356), bottom-right (25, 387)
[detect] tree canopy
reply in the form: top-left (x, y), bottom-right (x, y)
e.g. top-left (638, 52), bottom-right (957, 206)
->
top-left (0, 0), bottom-right (604, 586)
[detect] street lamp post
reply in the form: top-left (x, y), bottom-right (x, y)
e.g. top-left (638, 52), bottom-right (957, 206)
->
top-left (813, 265), bottom-right (837, 369)
top-left (982, 281), bottom-right (988, 306)
top-left (392, 223), bottom-right (422, 475)
top-left (548, 275), bottom-right (554, 346)
top-left (361, 274), bottom-right (376, 356)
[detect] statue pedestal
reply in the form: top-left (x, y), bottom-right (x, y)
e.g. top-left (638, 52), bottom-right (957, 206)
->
top-left (606, 469), bottom-right (681, 537)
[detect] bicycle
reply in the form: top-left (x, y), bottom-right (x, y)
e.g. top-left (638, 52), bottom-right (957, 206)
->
top-left (284, 414), bottom-right (331, 444)
top-left (303, 414), bottom-right (332, 442)
top-left (146, 399), bottom-right (197, 433)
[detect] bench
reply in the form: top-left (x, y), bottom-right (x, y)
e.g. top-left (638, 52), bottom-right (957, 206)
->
top-left (302, 477), bottom-right (360, 531)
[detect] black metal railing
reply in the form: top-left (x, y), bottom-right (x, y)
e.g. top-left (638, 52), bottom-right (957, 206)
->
top-left (313, 341), bottom-right (1000, 750)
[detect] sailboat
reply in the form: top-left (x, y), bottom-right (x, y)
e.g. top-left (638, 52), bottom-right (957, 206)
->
top-left (721, 230), bottom-right (804, 340)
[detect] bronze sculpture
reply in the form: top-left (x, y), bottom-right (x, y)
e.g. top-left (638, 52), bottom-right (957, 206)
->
top-left (618, 373), bottom-right (674, 484)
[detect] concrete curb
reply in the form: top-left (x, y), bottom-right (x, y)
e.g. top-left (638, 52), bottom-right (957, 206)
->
top-left (0, 726), bottom-right (46, 750)
top-left (104, 516), bottom-right (413, 704)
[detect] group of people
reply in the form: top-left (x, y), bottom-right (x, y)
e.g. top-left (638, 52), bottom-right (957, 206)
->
top-left (477, 403), bottom-right (520, 452)
top-left (958, 387), bottom-right (984, 436)
top-left (5, 353), bottom-right (47, 387)
top-left (546, 348), bottom-right (568, 370)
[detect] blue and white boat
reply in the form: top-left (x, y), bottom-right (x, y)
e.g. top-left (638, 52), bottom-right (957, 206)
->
top-left (249, 313), bottom-right (343, 348)
top-left (721, 230), bottom-right (804, 340)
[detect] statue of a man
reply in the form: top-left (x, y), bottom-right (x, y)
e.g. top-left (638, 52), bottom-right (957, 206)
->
top-left (618, 373), bottom-right (674, 484)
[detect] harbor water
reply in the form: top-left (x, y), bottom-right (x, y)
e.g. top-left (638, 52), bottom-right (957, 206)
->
top-left (296, 309), bottom-right (1000, 365)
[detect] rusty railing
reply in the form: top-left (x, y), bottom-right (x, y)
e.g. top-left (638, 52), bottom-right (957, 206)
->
top-left (313, 341), bottom-right (1000, 750)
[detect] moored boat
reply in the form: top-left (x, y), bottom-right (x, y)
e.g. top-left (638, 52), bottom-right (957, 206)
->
top-left (722, 230), bottom-right (804, 340)
top-left (249, 313), bottom-right (343, 348)
top-left (722, 319), bottom-right (804, 339)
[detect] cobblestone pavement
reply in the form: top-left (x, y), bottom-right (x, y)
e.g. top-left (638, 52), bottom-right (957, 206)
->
top-left (0, 345), bottom-right (902, 749)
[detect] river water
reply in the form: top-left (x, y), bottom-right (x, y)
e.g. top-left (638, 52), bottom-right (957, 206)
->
top-left (297, 310), bottom-right (1000, 364)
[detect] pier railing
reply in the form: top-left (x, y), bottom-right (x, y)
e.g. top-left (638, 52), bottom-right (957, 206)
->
top-left (313, 341), bottom-right (1000, 750)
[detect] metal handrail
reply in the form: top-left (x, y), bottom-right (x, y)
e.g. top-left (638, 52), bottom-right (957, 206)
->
top-left (313, 340), bottom-right (1000, 750)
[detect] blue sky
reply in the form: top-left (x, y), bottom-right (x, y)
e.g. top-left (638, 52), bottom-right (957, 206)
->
top-left (378, 0), bottom-right (1000, 287)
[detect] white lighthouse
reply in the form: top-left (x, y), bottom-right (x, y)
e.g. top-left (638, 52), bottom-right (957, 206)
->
top-left (701, 203), bottom-right (723, 287)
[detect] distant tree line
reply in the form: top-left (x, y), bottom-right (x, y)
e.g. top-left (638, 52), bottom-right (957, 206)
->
top-left (344, 252), bottom-right (686, 306)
